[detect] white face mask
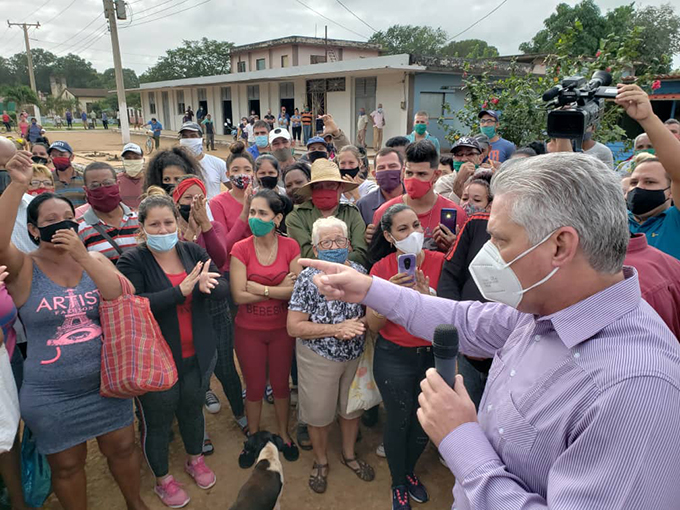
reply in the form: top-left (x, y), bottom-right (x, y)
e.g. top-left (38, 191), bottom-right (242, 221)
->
top-left (391, 231), bottom-right (424, 255)
top-left (179, 137), bottom-right (203, 156)
top-left (122, 159), bottom-right (144, 178)
top-left (469, 232), bottom-right (559, 308)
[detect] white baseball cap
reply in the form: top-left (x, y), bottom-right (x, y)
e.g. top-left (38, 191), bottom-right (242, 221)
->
top-left (269, 127), bottom-right (291, 144)
top-left (121, 143), bottom-right (143, 157)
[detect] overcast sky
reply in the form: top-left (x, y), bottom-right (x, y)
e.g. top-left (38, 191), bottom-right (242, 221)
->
top-left (0, 0), bottom-right (678, 76)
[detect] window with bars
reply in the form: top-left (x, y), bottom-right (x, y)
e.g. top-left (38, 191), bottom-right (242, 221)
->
top-left (237, 61), bottom-right (246, 73)
top-left (326, 78), bottom-right (346, 92)
top-left (256, 58), bottom-right (266, 70)
top-left (247, 85), bottom-right (260, 100)
top-left (221, 87), bottom-right (231, 100)
top-left (310, 55), bottom-right (327, 64)
top-left (148, 91), bottom-right (156, 114)
top-left (177, 90), bottom-right (185, 115)
top-left (197, 88), bottom-right (207, 101)
top-left (279, 82), bottom-right (294, 99)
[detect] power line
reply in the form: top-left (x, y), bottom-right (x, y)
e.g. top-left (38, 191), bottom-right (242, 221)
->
top-left (131, 0), bottom-right (182, 17)
top-left (56, 21), bottom-right (109, 55)
top-left (62, 26), bottom-right (109, 56)
top-left (335, 0), bottom-right (377, 33)
top-left (120, 0), bottom-right (213, 29)
top-left (30, 37), bottom-right (159, 58)
top-left (20, 0), bottom-right (50, 22)
top-left (294, 0), bottom-right (368, 39)
top-left (445, 0), bottom-right (510, 42)
top-left (45, 11), bottom-right (105, 51)
top-left (42, 0), bottom-right (78, 26)
top-left (128, 0), bottom-right (192, 24)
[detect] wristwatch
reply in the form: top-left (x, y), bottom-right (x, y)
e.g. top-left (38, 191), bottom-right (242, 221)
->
top-left (264, 286), bottom-right (270, 298)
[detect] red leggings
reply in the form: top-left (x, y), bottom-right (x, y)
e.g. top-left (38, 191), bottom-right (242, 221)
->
top-left (234, 325), bottom-right (294, 402)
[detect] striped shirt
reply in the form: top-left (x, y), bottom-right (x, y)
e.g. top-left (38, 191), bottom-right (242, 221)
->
top-left (363, 267), bottom-right (680, 509)
top-left (300, 112), bottom-right (313, 126)
top-left (53, 169), bottom-right (86, 207)
top-left (77, 203), bottom-right (140, 262)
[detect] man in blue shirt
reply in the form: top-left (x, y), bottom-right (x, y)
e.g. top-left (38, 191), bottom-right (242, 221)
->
top-left (478, 109), bottom-right (515, 163)
top-left (617, 84), bottom-right (680, 260)
top-left (145, 118), bottom-right (163, 149)
top-left (406, 111), bottom-right (440, 155)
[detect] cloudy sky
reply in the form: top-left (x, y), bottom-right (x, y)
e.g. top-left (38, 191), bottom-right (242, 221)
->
top-left (0, 0), bottom-right (677, 75)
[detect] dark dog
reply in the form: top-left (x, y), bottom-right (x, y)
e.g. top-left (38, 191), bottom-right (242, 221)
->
top-left (230, 431), bottom-right (284, 510)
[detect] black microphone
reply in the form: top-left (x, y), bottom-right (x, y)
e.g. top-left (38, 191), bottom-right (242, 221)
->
top-left (432, 324), bottom-right (459, 388)
top-left (542, 85), bottom-right (562, 102)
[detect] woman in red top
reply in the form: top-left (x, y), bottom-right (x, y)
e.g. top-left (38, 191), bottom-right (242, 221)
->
top-left (209, 142), bottom-right (254, 271)
top-left (230, 189), bottom-right (301, 467)
top-left (366, 203), bottom-right (444, 509)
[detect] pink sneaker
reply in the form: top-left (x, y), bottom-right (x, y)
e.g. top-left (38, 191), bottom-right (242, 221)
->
top-left (154, 476), bottom-right (190, 508)
top-left (185, 456), bottom-right (216, 489)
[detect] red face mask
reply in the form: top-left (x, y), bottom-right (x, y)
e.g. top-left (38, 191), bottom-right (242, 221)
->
top-left (404, 177), bottom-right (433, 199)
top-left (85, 184), bottom-right (122, 213)
top-left (311, 188), bottom-right (339, 211)
top-left (52, 156), bottom-right (71, 171)
top-left (28, 188), bottom-right (50, 196)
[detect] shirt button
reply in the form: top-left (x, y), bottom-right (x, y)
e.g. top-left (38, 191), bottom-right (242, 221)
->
top-left (487, 404), bottom-right (493, 412)
top-left (533, 335), bottom-right (541, 342)
top-left (510, 369), bottom-right (516, 377)
top-left (498, 428), bottom-right (504, 435)
top-left (573, 352), bottom-right (580, 359)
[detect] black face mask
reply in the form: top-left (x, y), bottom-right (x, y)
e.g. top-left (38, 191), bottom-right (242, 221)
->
top-left (31, 156), bottom-right (49, 165)
top-left (626, 186), bottom-right (670, 216)
top-left (340, 167), bottom-right (360, 179)
top-left (35, 220), bottom-right (79, 245)
top-left (178, 204), bottom-right (192, 222)
top-left (161, 182), bottom-right (176, 195)
top-left (308, 151), bottom-right (328, 163)
top-left (259, 176), bottom-right (279, 190)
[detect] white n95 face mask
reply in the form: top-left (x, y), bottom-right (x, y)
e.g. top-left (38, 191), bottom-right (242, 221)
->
top-left (469, 232), bottom-right (559, 308)
top-left (179, 137), bottom-right (203, 156)
top-left (391, 231), bottom-right (424, 255)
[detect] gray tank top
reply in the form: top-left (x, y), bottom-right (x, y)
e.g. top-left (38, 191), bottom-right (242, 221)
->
top-left (18, 262), bottom-right (103, 388)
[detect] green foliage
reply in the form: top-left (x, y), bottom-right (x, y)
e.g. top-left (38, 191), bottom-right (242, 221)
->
top-left (368, 25), bottom-right (448, 56)
top-left (520, 1), bottom-right (680, 74)
top-left (440, 39), bottom-right (499, 59)
top-left (140, 38), bottom-right (234, 83)
top-left (0, 85), bottom-right (40, 109)
top-left (441, 24), bottom-right (656, 148)
top-left (52, 54), bottom-right (104, 89)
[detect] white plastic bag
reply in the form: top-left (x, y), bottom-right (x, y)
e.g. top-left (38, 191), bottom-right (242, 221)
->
top-left (0, 343), bottom-right (20, 453)
top-left (346, 333), bottom-right (382, 415)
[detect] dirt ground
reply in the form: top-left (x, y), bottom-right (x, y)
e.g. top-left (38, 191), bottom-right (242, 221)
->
top-left (33, 130), bottom-right (455, 509)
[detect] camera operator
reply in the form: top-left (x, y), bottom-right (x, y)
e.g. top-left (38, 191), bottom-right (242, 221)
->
top-left (616, 83), bottom-right (680, 261)
top-left (298, 151), bottom-right (680, 510)
top-left (582, 125), bottom-right (614, 168)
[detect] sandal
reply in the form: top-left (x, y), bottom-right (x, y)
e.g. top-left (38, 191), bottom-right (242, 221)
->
top-left (308, 462), bottom-right (329, 493)
top-left (341, 454), bottom-right (375, 482)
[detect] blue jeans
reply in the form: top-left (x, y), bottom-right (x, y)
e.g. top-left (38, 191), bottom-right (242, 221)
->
top-left (303, 125), bottom-right (312, 144)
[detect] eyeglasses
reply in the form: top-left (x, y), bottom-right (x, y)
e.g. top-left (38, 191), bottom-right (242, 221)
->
top-left (316, 237), bottom-right (349, 250)
top-left (87, 179), bottom-right (116, 190)
top-left (480, 119), bottom-right (497, 126)
top-left (30, 180), bottom-right (52, 188)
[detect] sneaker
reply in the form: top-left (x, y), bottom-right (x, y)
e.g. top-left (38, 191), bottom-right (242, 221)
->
top-left (185, 456), bottom-right (216, 489)
top-left (265, 385), bottom-right (274, 404)
top-left (376, 443), bottom-right (386, 458)
top-left (154, 476), bottom-right (190, 508)
top-left (406, 473), bottom-right (429, 503)
top-left (392, 485), bottom-right (411, 510)
top-left (290, 387), bottom-right (298, 407)
top-left (204, 390), bottom-right (221, 414)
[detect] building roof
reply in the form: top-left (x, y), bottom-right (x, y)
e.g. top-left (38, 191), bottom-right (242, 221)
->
top-left (64, 88), bottom-right (109, 98)
top-left (230, 35), bottom-right (381, 53)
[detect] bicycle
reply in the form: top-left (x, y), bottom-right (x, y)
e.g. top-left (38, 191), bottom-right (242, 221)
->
top-left (144, 130), bottom-right (155, 154)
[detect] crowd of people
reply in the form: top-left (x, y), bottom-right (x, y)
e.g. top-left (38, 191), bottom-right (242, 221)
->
top-left (0, 81), bottom-right (678, 510)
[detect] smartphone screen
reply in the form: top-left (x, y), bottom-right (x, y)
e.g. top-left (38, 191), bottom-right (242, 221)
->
top-left (440, 208), bottom-right (458, 233)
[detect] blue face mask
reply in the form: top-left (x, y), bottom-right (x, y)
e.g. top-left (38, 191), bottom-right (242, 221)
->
top-left (255, 135), bottom-right (269, 148)
top-left (145, 231), bottom-right (178, 252)
top-left (317, 248), bottom-right (349, 264)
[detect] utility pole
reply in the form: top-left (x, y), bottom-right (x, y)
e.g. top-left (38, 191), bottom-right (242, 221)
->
top-left (324, 25), bottom-right (328, 115)
top-left (7, 21), bottom-right (41, 123)
top-left (102, 0), bottom-right (130, 144)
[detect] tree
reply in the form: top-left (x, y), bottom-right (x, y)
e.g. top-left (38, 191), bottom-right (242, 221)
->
top-left (0, 85), bottom-right (41, 111)
top-left (441, 39), bottom-right (499, 58)
top-left (100, 68), bottom-right (140, 90)
top-left (52, 54), bottom-right (103, 89)
top-left (634, 4), bottom-right (680, 74)
top-left (140, 38), bottom-right (234, 83)
top-left (368, 25), bottom-right (447, 56)
top-left (7, 48), bottom-right (58, 93)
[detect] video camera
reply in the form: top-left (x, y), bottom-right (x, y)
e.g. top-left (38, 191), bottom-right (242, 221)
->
top-left (542, 71), bottom-right (618, 150)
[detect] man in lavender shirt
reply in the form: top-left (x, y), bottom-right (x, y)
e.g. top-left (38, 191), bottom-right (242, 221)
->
top-left (300, 152), bottom-right (680, 510)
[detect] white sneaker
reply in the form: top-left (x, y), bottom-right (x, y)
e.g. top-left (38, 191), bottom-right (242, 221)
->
top-left (376, 443), bottom-right (386, 458)
top-left (204, 390), bottom-right (221, 414)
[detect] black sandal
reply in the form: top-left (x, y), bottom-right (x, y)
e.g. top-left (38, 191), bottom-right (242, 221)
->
top-left (309, 462), bottom-right (329, 493)
top-left (341, 454), bottom-right (375, 481)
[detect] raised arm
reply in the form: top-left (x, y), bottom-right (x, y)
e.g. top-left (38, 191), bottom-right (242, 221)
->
top-left (616, 84), bottom-right (680, 206)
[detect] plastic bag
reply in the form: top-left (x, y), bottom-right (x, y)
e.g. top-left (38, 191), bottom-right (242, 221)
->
top-left (21, 427), bottom-right (52, 508)
top-left (0, 343), bottom-right (19, 453)
top-left (346, 333), bottom-right (382, 414)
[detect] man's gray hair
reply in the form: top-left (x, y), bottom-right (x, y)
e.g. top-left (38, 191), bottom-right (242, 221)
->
top-left (491, 153), bottom-right (628, 274)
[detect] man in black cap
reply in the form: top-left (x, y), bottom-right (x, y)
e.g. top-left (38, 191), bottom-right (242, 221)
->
top-left (478, 109), bottom-right (515, 163)
top-left (434, 136), bottom-right (483, 204)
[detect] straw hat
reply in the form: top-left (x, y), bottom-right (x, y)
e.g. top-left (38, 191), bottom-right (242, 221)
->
top-left (297, 158), bottom-right (359, 197)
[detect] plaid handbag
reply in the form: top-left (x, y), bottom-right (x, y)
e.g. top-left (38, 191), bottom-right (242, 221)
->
top-left (99, 275), bottom-right (178, 398)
